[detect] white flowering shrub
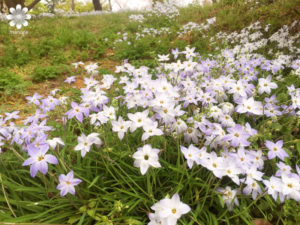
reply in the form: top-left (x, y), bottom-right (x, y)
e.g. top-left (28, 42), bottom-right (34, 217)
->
top-left (129, 14), bottom-right (145, 23)
top-left (148, 0), bottom-right (180, 20)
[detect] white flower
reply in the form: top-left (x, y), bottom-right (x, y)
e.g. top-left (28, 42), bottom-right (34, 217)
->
top-left (217, 186), bottom-right (239, 211)
top-left (180, 145), bottom-right (200, 169)
top-left (103, 105), bottom-right (116, 120)
top-left (47, 138), bottom-right (64, 150)
top-left (59, 96), bottom-right (68, 105)
top-left (50, 88), bottom-right (59, 96)
top-left (74, 133), bottom-right (102, 157)
top-left (184, 127), bottom-right (201, 144)
top-left (172, 119), bottom-right (187, 134)
top-left (111, 116), bottom-right (131, 140)
top-left (6, 4), bottom-right (31, 29)
top-left (128, 110), bottom-right (150, 132)
top-left (149, 193), bottom-right (191, 225)
top-left (236, 97), bottom-right (263, 115)
top-left (263, 176), bottom-right (283, 201)
top-left (209, 106), bottom-right (223, 120)
top-left (142, 121), bottom-right (163, 141)
top-left (223, 159), bottom-right (242, 185)
top-left (243, 179), bottom-right (262, 200)
top-left (158, 54), bottom-right (170, 62)
top-left (132, 144), bottom-right (161, 175)
top-left (203, 152), bottom-right (225, 178)
top-left (220, 102), bottom-right (235, 115)
top-left (281, 174), bottom-right (300, 201)
top-left (258, 75), bottom-right (278, 94)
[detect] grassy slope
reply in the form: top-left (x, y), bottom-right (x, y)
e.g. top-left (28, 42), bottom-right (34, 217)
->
top-left (0, 0), bottom-right (299, 79)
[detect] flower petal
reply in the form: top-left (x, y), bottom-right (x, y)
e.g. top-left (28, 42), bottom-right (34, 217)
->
top-left (45, 155), bottom-right (58, 164)
top-left (39, 161), bottom-right (48, 174)
top-left (30, 163), bottom-right (39, 177)
top-left (9, 8), bottom-right (15, 14)
top-left (22, 157), bottom-right (35, 166)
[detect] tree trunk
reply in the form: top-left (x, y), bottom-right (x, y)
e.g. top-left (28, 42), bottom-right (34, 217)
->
top-left (4, 0), bottom-right (25, 9)
top-left (108, 0), bottom-right (112, 11)
top-left (4, 0), bottom-right (41, 10)
top-left (71, 0), bottom-right (75, 11)
top-left (92, 0), bottom-right (102, 11)
top-left (0, 0), bottom-right (4, 12)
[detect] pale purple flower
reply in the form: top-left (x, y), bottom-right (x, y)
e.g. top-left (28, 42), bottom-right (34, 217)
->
top-left (57, 171), bottom-right (82, 196)
top-left (64, 76), bottom-right (76, 84)
top-left (26, 93), bottom-right (42, 105)
top-left (26, 135), bottom-right (49, 153)
top-left (4, 111), bottom-right (20, 121)
top-left (41, 96), bottom-right (60, 110)
top-left (65, 102), bottom-right (85, 123)
top-left (222, 124), bottom-right (251, 147)
top-left (22, 148), bottom-right (58, 177)
top-left (171, 48), bottom-right (180, 59)
top-left (24, 109), bottom-right (47, 125)
top-left (265, 140), bottom-right (289, 161)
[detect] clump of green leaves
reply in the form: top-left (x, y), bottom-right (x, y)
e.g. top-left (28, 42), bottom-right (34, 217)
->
top-left (0, 45), bottom-right (31, 67)
top-left (0, 69), bottom-right (26, 95)
top-left (31, 65), bottom-right (71, 82)
top-left (72, 30), bottom-right (96, 49)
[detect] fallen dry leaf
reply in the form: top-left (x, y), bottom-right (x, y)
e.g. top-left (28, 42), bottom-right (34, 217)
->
top-left (253, 219), bottom-right (272, 225)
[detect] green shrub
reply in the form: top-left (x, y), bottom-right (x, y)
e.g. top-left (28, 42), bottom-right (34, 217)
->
top-left (31, 65), bottom-right (71, 82)
top-left (0, 45), bottom-right (31, 67)
top-left (49, 51), bottom-right (69, 65)
top-left (0, 69), bottom-right (26, 95)
top-left (72, 30), bottom-right (96, 49)
top-left (38, 38), bottom-right (65, 57)
top-left (91, 42), bottom-right (106, 60)
top-left (114, 37), bottom-right (156, 60)
top-left (0, 23), bottom-right (10, 44)
top-left (79, 51), bottom-right (89, 61)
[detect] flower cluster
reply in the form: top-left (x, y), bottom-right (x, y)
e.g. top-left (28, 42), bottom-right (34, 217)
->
top-left (148, 0), bottom-right (180, 20)
top-left (129, 14), bottom-right (145, 23)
